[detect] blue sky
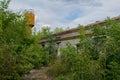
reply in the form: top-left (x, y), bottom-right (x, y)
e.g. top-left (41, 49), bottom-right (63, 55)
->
top-left (8, 0), bottom-right (120, 31)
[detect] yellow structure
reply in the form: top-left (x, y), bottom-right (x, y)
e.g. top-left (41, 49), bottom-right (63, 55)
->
top-left (25, 11), bottom-right (35, 28)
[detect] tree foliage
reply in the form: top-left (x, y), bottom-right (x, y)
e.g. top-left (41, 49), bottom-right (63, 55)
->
top-left (47, 18), bottom-right (120, 80)
top-left (0, 0), bottom-right (120, 80)
top-left (0, 0), bottom-right (49, 79)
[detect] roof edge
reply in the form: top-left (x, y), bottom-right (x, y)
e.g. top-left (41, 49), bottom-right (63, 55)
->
top-left (54, 16), bottom-right (120, 36)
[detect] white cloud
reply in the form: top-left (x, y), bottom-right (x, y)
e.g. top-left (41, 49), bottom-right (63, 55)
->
top-left (67, 0), bottom-right (120, 27)
top-left (8, 0), bottom-right (120, 31)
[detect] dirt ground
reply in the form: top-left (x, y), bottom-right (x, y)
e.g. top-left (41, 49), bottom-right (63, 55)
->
top-left (23, 67), bottom-right (53, 80)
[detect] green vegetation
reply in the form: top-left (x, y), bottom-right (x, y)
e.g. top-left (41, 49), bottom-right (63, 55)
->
top-left (47, 18), bottom-right (120, 80)
top-left (0, 0), bottom-right (120, 80)
top-left (0, 0), bottom-right (50, 79)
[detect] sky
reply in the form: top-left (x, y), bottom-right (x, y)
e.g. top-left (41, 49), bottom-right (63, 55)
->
top-left (8, 0), bottom-right (120, 31)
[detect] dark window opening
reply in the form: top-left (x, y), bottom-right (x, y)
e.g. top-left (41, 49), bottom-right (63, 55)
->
top-left (56, 42), bottom-right (61, 45)
top-left (41, 42), bottom-right (45, 47)
top-left (76, 44), bottom-right (80, 53)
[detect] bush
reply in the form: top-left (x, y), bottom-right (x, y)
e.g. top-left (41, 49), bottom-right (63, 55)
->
top-left (0, 0), bottom-right (50, 79)
top-left (47, 18), bottom-right (120, 80)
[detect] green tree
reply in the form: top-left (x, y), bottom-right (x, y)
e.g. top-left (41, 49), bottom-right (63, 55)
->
top-left (0, 0), bottom-right (47, 79)
top-left (53, 27), bottom-right (63, 34)
top-left (46, 18), bottom-right (120, 80)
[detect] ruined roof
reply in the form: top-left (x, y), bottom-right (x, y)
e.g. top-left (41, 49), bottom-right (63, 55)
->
top-left (54, 16), bottom-right (120, 36)
top-left (40, 16), bottom-right (120, 43)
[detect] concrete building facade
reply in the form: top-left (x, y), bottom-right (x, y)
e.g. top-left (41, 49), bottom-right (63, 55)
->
top-left (40, 16), bottom-right (120, 55)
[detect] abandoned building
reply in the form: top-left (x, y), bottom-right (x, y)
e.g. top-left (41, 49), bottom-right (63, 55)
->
top-left (40, 16), bottom-right (120, 55)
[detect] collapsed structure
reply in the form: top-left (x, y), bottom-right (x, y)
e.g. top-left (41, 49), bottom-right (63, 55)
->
top-left (40, 16), bottom-right (120, 54)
